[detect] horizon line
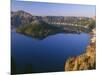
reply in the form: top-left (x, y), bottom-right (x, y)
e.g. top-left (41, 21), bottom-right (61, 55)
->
top-left (11, 10), bottom-right (95, 18)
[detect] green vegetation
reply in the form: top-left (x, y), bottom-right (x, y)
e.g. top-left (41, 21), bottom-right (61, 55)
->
top-left (16, 21), bottom-right (63, 39)
top-left (16, 19), bottom-right (95, 39)
top-left (88, 20), bottom-right (96, 32)
top-left (12, 11), bottom-right (96, 38)
top-left (12, 10), bottom-right (96, 73)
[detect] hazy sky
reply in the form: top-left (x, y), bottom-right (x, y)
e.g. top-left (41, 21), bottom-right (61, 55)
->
top-left (11, 0), bottom-right (96, 17)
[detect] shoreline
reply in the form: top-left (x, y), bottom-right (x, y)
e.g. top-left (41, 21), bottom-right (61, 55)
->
top-left (64, 28), bottom-right (96, 71)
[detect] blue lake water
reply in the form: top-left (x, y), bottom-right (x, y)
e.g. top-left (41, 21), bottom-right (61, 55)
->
top-left (11, 31), bottom-right (90, 73)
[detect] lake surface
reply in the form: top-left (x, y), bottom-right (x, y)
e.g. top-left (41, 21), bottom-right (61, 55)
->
top-left (11, 31), bottom-right (90, 74)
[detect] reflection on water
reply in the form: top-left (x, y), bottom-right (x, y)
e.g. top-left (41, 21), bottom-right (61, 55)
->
top-left (25, 64), bottom-right (33, 73)
top-left (11, 31), bottom-right (90, 74)
top-left (11, 57), bottom-right (16, 74)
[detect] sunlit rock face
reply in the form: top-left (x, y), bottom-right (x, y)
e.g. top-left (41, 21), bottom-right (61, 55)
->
top-left (31, 20), bottom-right (41, 25)
top-left (64, 44), bottom-right (96, 71)
top-left (64, 29), bottom-right (96, 71)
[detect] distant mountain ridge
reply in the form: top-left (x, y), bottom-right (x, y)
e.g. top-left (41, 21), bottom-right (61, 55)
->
top-left (11, 10), bottom-right (93, 28)
top-left (11, 10), bottom-right (33, 27)
top-left (11, 10), bottom-right (33, 17)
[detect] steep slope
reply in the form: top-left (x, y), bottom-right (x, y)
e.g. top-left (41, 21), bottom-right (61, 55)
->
top-left (11, 10), bottom-right (33, 27)
top-left (65, 29), bottom-right (96, 71)
top-left (16, 20), bottom-right (63, 40)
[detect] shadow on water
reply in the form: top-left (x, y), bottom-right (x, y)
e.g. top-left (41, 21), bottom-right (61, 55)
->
top-left (11, 57), bottom-right (16, 75)
top-left (11, 57), bottom-right (33, 74)
top-left (11, 57), bottom-right (61, 74)
top-left (24, 64), bottom-right (33, 73)
top-left (11, 30), bottom-right (90, 74)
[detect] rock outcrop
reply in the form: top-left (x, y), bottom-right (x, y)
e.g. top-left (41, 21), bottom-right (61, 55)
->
top-left (65, 28), bottom-right (96, 71)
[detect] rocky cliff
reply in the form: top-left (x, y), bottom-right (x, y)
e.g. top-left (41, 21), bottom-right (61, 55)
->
top-left (65, 28), bottom-right (96, 71)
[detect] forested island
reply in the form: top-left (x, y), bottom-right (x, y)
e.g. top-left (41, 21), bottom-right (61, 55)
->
top-left (11, 10), bottom-right (96, 74)
top-left (16, 20), bottom-right (63, 39)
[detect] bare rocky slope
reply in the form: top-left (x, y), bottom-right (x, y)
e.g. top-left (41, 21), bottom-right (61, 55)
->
top-left (65, 28), bottom-right (96, 71)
